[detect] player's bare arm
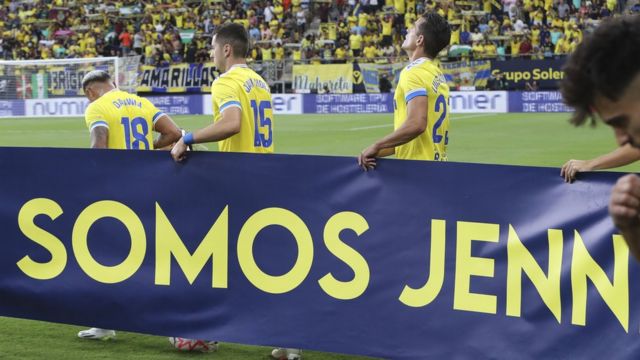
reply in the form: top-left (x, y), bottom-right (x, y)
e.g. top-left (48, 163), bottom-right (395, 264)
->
top-left (153, 114), bottom-right (182, 149)
top-left (171, 107), bottom-right (242, 162)
top-left (561, 144), bottom-right (640, 183)
top-left (358, 96), bottom-right (427, 170)
top-left (90, 127), bottom-right (108, 149)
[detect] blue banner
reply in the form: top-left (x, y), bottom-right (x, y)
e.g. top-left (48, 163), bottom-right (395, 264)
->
top-left (0, 100), bottom-right (25, 117)
top-left (508, 91), bottom-right (573, 112)
top-left (0, 147), bottom-right (639, 359)
top-left (491, 59), bottom-right (566, 89)
top-left (144, 95), bottom-right (203, 115)
top-left (303, 94), bottom-right (394, 114)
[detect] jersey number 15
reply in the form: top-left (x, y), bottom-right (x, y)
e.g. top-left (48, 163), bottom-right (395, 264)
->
top-left (250, 100), bottom-right (273, 148)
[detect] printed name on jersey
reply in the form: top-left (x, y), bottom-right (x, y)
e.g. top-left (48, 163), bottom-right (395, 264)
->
top-left (243, 78), bottom-right (270, 93)
top-left (112, 98), bottom-right (143, 109)
top-left (431, 74), bottom-right (446, 94)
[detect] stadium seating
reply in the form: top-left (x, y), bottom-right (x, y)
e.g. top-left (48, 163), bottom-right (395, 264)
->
top-left (0, 0), bottom-right (627, 63)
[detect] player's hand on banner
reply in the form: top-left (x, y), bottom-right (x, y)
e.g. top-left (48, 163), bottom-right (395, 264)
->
top-left (609, 174), bottom-right (640, 230)
top-left (560, 159), bottom-right (591, 183)
top-left (358, 144), bottom-right (379, 171)
top-left (171, 138), bottom-right (189, 162)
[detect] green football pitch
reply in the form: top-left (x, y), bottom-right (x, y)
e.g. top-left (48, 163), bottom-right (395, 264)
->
top-left (0, 112), bottom-right (636, 359)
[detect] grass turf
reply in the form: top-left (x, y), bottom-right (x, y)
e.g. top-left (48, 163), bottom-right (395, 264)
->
top-left (0, 112), bottom-right (635, 359)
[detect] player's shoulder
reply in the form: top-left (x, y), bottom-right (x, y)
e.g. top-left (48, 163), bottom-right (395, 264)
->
top-left (86, 95), bottom-right (108, 114)
top-left (84, 99), bottom-right (99, 115)
top-left (212, 72), bottom-right (236, 89)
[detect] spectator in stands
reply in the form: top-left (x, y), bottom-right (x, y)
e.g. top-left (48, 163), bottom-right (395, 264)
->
top-left (363, 42), bottom-right (376, 62)
top-left (119, 29), bottom-right (132, 56)
top-left (558, 0), bottom-right (571, 18)
top-left (379, 73), bottom-right (392, 93)
top-left (524, 80), bottom-right (538, 91)
top-left (484, 40), bottom-right (497, 58)
top-left (133, 30), bottom-right (144, 56)
top-left (349, 30), bottom-right (363, 57)
top-left (0, 0), bottom-right (620, 68)
top-left (472, 41), bottom-right (484, 59)
top-left (488, 73), bottom-right (507, 90)
top-left (185, 42), bottom-right (197, 63)
top-left (519, 36), bottom-right (532, 57)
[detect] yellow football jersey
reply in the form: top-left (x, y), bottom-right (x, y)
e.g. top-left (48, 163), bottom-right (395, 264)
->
top-left (211, 64), bottom-right (274, 153)
top-left (85, 89), bottom-right (164, 150)
top-left (393, 57), bottom-right (449, 161)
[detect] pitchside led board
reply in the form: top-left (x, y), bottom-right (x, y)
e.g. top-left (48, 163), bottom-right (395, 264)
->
top-left (0, 147), bottom-right (639, 359)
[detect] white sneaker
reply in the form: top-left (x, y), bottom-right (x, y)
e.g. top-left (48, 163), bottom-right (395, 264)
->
top-left (271, 348), bottom-right (302, 360)
top-left (77, 328), bottom-right (116, 340)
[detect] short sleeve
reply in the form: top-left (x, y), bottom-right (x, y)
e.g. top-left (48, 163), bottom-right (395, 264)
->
top-left (212, 79), bottom-right (242, 114)
top-left (400, 69), bottom-right (428, 103)
top-left (85, 103), bottom-right (109, 132)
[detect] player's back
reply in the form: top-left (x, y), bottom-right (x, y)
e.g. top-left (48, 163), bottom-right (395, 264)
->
top-left (85, 89), bottom-right (163, 150)
top-left (211, 65), bottom-right (274, 153)
top-left (393, 58), bottom-right (449, 161)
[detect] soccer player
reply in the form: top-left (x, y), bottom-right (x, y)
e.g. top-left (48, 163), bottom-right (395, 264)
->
top-left (560, 145), bottom-right (640, 183)
top-left (81, 70), bottom-right (182, 151)
top-left (560, 15), bottom-right (640, 260)
top-left (358, 12), bottom-right (451, 170)
top-left (169, 23), bottom-right (294, 359)
top-left (77, 70), bottom-right (182, 340)
top-left (171, 22), bottom-right (274, 161)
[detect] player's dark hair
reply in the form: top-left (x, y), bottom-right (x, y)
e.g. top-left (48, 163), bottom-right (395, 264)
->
top-left (82, 70), bottom-right (111, 91)
top-left (561, 15), bottom-right (640, 126)
top-left (418, 12), bottom-right (451, 58)
top-left (214, 23), bottom-right (250, 58)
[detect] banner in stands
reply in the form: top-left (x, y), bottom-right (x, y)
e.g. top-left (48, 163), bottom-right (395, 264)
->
top-left (491, 59), bottom-right (566, 89)
top-left (0, 147), bottom-right (638, 359)
top-left (508, 91), bottom-right (573, 112)
top-left (358, 63), bottom-right (406, 93)
top-left (292, 64), bottom-right (353, 94)
top-left (441, 60), bottom-right (491, 89)
top-left (137, 63), bottom-right (220, 93)
top-left (349, 61), bottom-right (492, 94)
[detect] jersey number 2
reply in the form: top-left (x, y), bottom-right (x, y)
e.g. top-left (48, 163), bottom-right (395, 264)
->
top-left (432, 95), bottom-right (448, 145)
top-left (250, 100), bottom-right (272, 148)
top-left (121, 117), bottom-right (150, 150)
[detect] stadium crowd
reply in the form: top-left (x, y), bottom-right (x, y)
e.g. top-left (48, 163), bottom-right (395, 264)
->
top-left (0, 0), bottom-right (633, 65)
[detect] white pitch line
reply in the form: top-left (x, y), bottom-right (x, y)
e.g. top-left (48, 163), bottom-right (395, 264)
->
top-left (452, 113), bottom-right (499, 120)
top-left (349, 124), bottom-right (393, 131)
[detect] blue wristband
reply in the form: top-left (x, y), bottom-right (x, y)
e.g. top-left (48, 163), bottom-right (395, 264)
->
top-left (183, 132), bottom-right (195, 145)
